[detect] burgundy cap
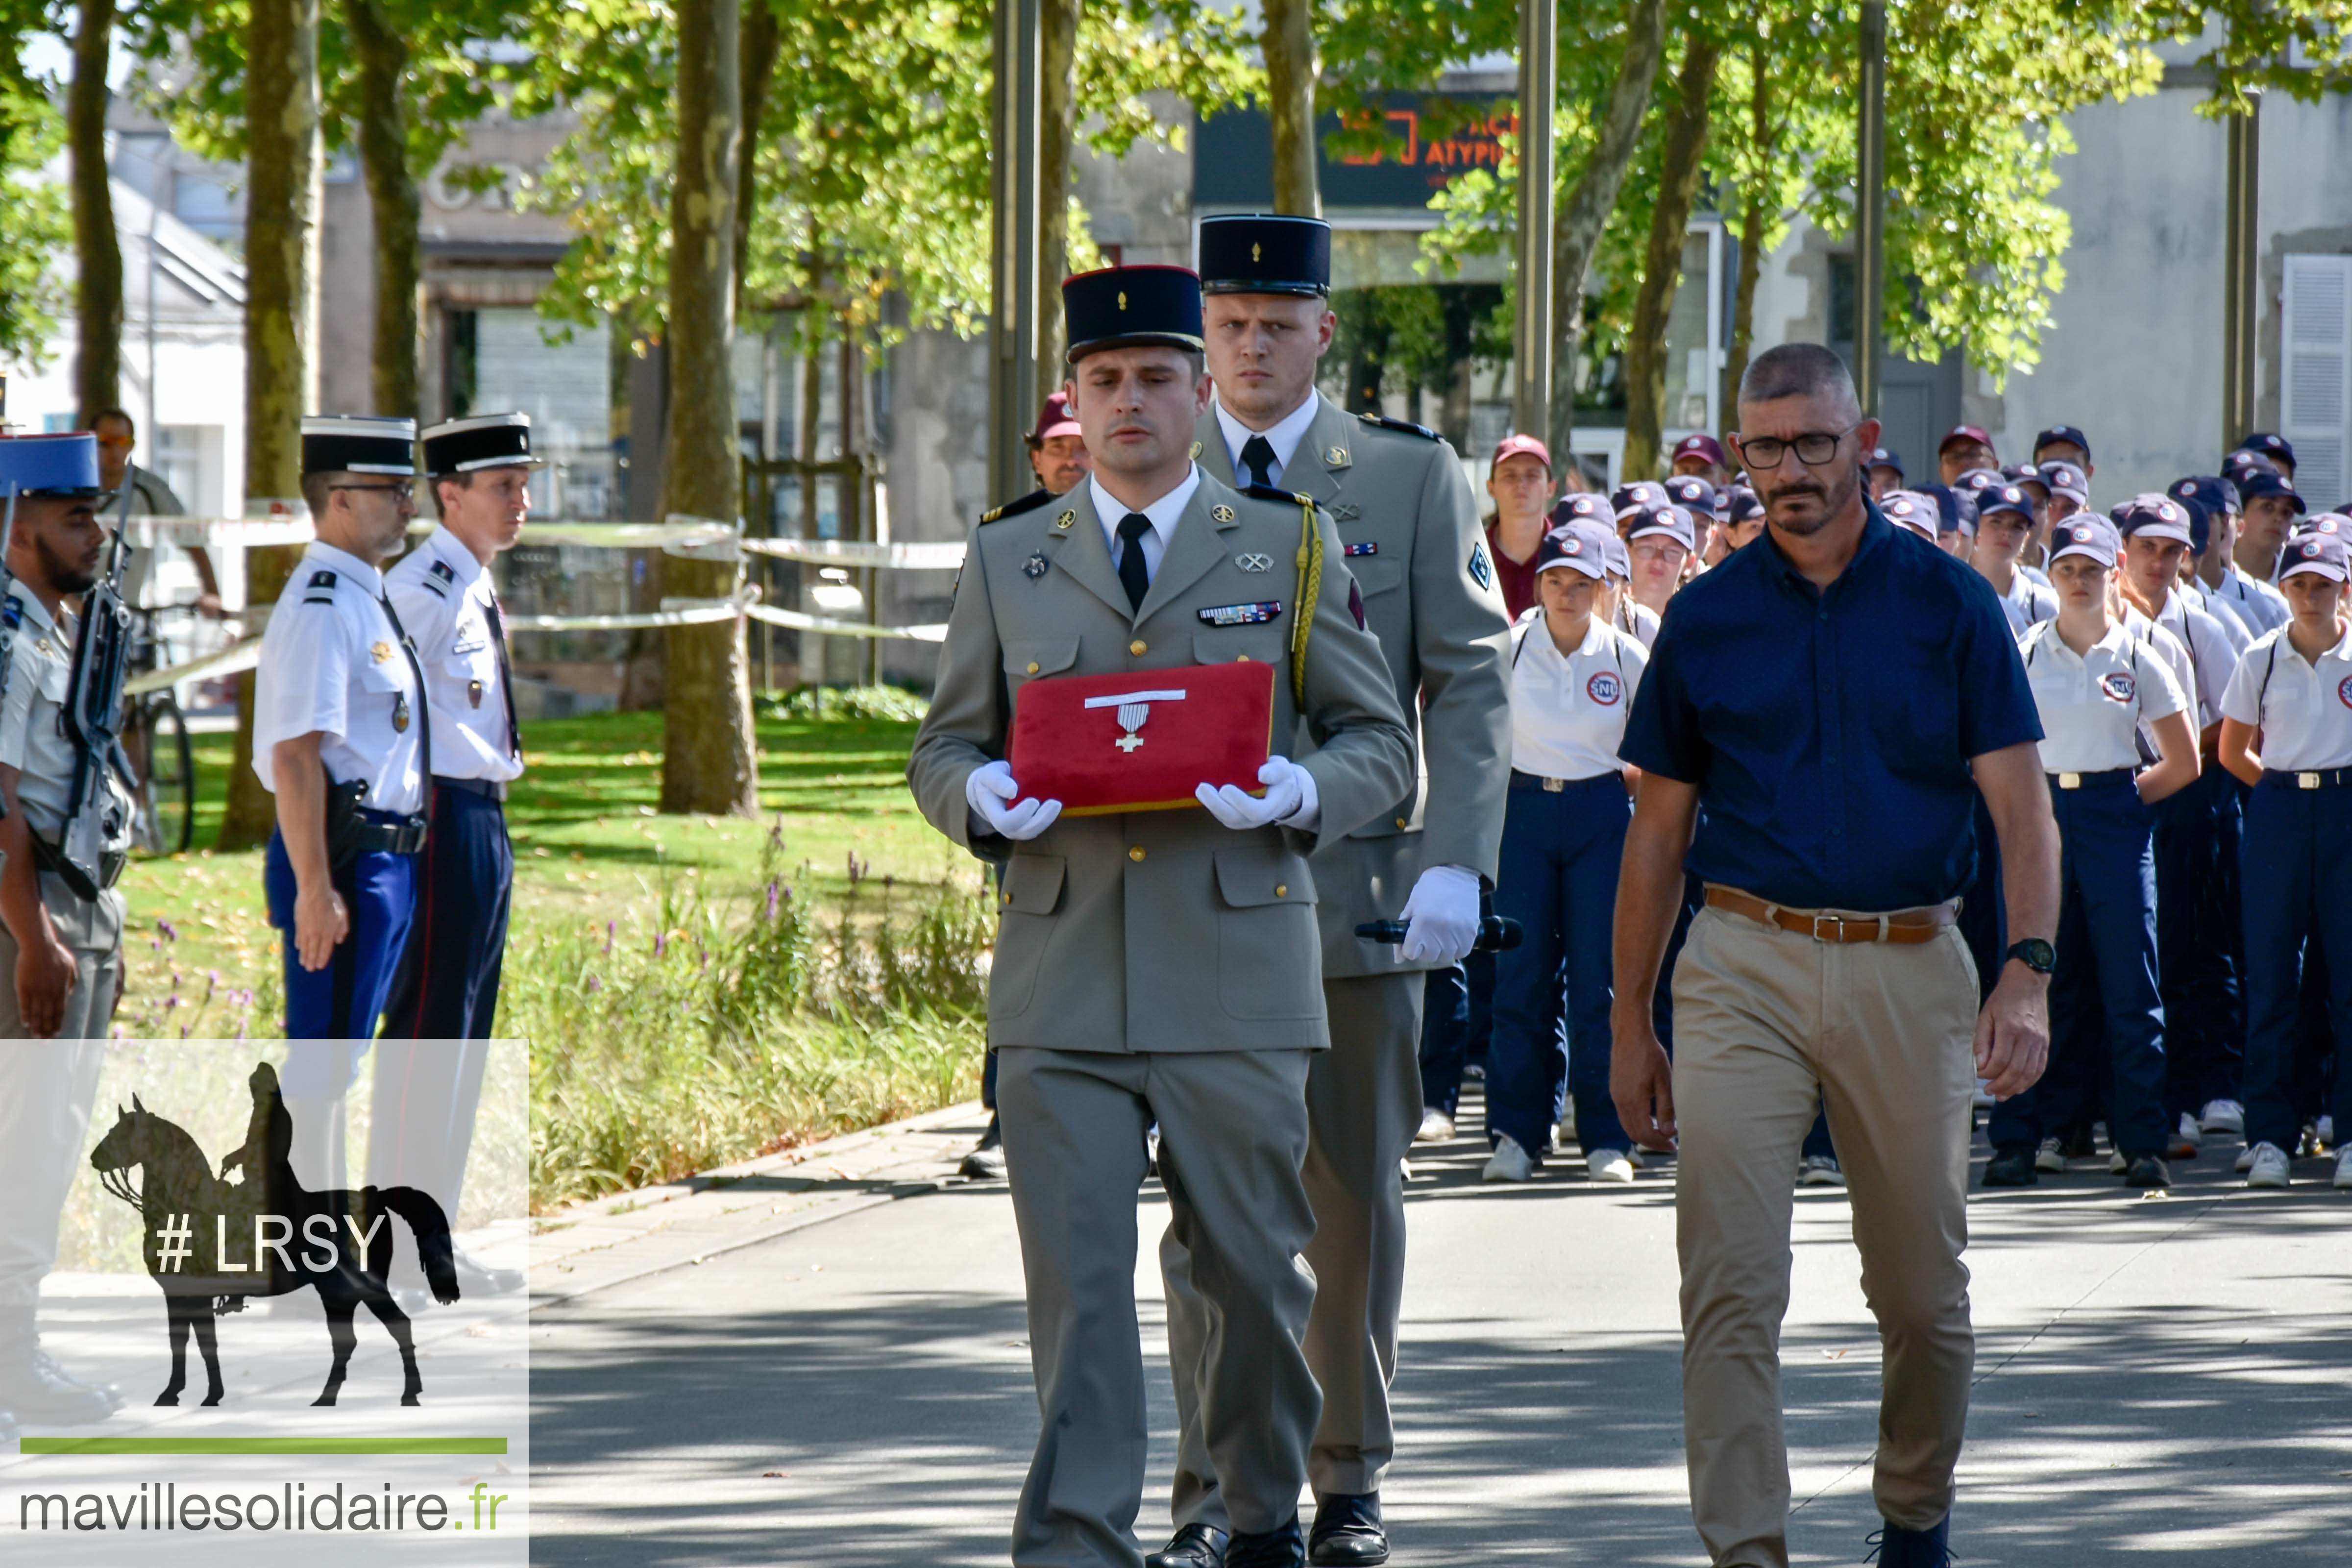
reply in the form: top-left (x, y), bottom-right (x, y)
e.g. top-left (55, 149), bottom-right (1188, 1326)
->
top-left (1030, 391), bottom-right (1081, 444)
top-left (1490, 433), bottom-right (1553, 471)
top-left (1938, 424), bottom-right (1996, 456)
top-left (1671, 433), bottom-right (1727, 468)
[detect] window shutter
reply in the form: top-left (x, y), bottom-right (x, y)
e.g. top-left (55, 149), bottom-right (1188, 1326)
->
top-left (2281, 253), bottom-right (2352, 508)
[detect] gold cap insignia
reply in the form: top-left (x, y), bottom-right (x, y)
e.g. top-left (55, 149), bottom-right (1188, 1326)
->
top-left (370, 640), bottom-right (395, 664)
top-left (1212, 504), bottom-right (1236, 522)
top-left (1326, 446), bottom-right (1348, 466)
top-left (1054, 510), bottom-right (1076, 530)
top-left (1117, 291), bottom-right (1127, 311)
top-left (1251, 243), bottom-right (1262, 263)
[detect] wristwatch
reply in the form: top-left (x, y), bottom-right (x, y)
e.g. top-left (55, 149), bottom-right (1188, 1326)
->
top-left (2004, 937), bottom-right (2056, 975)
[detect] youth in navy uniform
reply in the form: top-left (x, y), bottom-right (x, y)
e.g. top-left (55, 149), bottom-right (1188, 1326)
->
top-left (369, 412), bottom-right (536, 1299)
top-left (253, 416), bottom-right (430, 1177)
top-left (1983, 518), bottom-right (2199, 1188)
top-left (1482, 517), bottom-right (1648, 1185)
top-left (2218, 532), bottom-right (2352, 1189)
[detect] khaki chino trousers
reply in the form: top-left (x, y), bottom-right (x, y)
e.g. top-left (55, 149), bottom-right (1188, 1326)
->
top-left (1671, 904), bottom-right (1980, 1568)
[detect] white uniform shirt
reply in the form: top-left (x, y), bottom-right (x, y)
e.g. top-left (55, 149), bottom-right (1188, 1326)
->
top-left (1214, 393), bottom-right (1320, 492)
top-left (2180, 579), bottom-right (2252, 655)
top-left (1088, 467), bottom-right (1200, 586)
top-left (1617, 598), bottom-right (1661, 649)
top-left (251, 540), bottom-right (427, 814)
top-left (2141, 588), bottom-right (2241, 729)
top-left (1508, 614), bottom-right (1649, 782)
top-left (2220, 622), bottom-right (2352, 772)
top-left (0, 588), bottom-right (135, 838)
top-left (1997, 569), bottom-right (2059, 637)
top-left (384, 525), bottom-right (524, 784)
top-left (2020, 619), bottom-right (2187, 774)
top-left (2206, 564), bottom-right (2291, 639)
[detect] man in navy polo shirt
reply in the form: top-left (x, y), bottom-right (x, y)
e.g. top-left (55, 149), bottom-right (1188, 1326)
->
top-left (1610, 343), bottom-right (2060, 1568)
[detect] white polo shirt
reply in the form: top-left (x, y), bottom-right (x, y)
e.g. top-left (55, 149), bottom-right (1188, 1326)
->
top-left (2020, 620), bottom-right (2187, 775)
top-left (2220, 622), bottom-right (2352, 772)
top-left (2136, 590), bottom-right (2239, 729)
top-left (385, 525), bottom-right (524, 784)
top-left (1617, 598), bottom-right (1660, 649)
top-left (1508, 614), bottom-right (1648, 782)
top-left (2206, 564), bottom-right (2291, 639)
top-left (1997, 570), bottom-right (2059, 637)
top-left (251, 540), bottom-right (427, 814)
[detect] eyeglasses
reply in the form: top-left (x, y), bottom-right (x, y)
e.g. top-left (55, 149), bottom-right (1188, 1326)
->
top-left (1732, 426), bottom-right (1858, 470)
top-left (331, 482), bottom-right (416, 503)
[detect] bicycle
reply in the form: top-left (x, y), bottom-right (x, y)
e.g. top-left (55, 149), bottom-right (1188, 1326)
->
top-left (121, 604), bottom-right (196, 856)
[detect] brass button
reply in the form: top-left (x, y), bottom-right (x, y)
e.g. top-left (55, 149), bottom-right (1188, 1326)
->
top-left (1025, 661), bottom-right (1040, 675)
top-left (1128, 846), bottom-right (1146, 862)
top-left (1395, 816), bottom-right (1409, 829)
top-left (1002, 891), bottom-right (1013, 905)
top-left (1129, 639), bottom-right (1147, 656)
top-left (1275, 883), bottom-right (1288, 897)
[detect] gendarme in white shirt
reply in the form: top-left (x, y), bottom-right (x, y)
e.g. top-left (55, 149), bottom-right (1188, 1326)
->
top-left (384, 523), bottom-right (525, 784)
top-left (251, 540), bottom-right (428, 814)
top-left (2220, 622), bottom-right (2352, 772)
top-left (1214, 392), bottom-right (1320, 491)
top-left (1508, 614), bottom-right (1649, 782)
top-left (1088, 466), bottom-right (1200, 586)
top-left (2020, 619), bottom-right (2187, 775)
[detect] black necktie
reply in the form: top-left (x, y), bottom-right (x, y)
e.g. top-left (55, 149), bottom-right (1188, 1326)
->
top-left (377, 592), bottom-right (433, 793)
top-left (1116, 513), bottom-right (1153, 611)
top-left (484, 593), bottom-right (522, 760)
top-left (1241, 434), bottom-right (1277, 490)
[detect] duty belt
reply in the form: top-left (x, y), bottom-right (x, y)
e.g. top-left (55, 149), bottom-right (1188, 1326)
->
top-left (343, 814), bottom-right (429, 857)
top-left (29, 833), bottom-right (125, 891)
top-left (1704, 883), bottom-right (1958, 945)
top-left (2264, 766), bottom-right (2352, 790)
top-left (435, 775), bottom-right (508, 802)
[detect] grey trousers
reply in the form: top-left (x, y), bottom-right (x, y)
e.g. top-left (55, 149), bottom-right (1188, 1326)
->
top-left (1165, 971), bottom-right (1423, 1525)
top-left (999, 1045), bottom-right (1320, 1568)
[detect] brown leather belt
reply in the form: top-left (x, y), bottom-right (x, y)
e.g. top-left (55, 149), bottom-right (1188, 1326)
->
top-left (1704, 884), bottom-right (1958, 944)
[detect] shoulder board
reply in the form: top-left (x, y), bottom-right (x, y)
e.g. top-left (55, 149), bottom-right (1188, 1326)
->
top-left (1358, 412), bottom-right (1439, 441)
top-left (1243, 484), bottom-right (1315, 508)
top-left (980, 488), bottom-right (1053, 525)
top-left (429, 559), bottom-right (456, 581)
top-left (308, 569), bottom-right (338, 590)
top-left (0, 597), bottom-right (20, 631)
top-left (420, 578), bottom-right (451, 598)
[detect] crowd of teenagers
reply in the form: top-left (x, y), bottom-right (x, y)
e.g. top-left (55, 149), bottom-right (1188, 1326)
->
top-left (1422, 421), bottom-right (2350, 1193)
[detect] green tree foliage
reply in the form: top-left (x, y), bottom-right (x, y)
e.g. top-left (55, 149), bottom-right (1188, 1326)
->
top-left (0, 4), bottom-right (70, 368)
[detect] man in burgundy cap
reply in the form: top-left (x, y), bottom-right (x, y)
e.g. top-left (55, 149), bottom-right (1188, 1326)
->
top-left (1027, 390), bottom-right (1091, 497)
top-left (1670, 432), bottom-right (1731, 486)
top-left (1937, 424), bottom-right (1998, 486)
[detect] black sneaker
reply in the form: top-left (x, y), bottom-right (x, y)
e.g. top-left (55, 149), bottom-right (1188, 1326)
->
top-left (2121, 1154), bottom-right (2171, 1188)
top-left (1982, 1144), bottom-right (2039, 1188)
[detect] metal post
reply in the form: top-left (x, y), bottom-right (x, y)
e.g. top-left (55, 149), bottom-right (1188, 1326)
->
top-left (1855, 0), bottom-right (1886, 418)
top-left (2223, 98), bottom-right (2260, 452)
top-left (989, 0), bottom-right (1043, 505)
top-left (1512, 0), bottom-right (1557, 442)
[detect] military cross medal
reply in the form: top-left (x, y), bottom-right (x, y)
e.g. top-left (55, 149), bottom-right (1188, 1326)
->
top-left (1083, 687), bottom-right (1188, 756)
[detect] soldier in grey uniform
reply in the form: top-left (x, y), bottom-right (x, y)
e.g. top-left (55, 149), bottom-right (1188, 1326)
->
top-left (1158, 215), bottom-right (1510, 1568)
top-left (908, 265), bottom-right (1414, 1568)
top-left (0, 430), bottom-right (131, 1427)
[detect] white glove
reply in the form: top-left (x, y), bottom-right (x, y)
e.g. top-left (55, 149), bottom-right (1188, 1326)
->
top-left (965, 760), bottom-right (1063, 841)
top-left (1196, 757), bottom-right (1320, 833)
top-left (1396, 864), bottom-right (1484, 965)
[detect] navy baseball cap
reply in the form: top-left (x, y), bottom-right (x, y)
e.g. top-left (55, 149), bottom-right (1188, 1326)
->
top-left (2171, 475), bottom-right (2239, 520)
top-left (2049, 515), bottom-right (2122, 569)
top-left (1536, 518), bottom-right (1614, 579)
top-left (2112, 493), bottom-right (2195, 545)
top-left (2296, 512), bottom-right (2347, 540)
top-left (1550, 492), bottom-right (1610, 527)
top-left (1866, 446), bottom-right (1904, 476)
top-left (1601, 532), bottom-right (1632, 579)
top-left (1662, 475), bottom-right (1716, 516)
top-left (2235, 432), bottom-right (2295, 472)
top-left (1977, 484), bottom-right (2035, 526)
top-left (2236, 463), bottom-right (2306, 514)
top-left (1625, 503), bottom-right (1696, 551)
top-left (1955, 466), bottom-right (2005, 494)
top-left (1610, 480), bottom-right (1669, 519)
top-left (1881, 491), bottom-right (1940, 540)
top-left (2038, 461), bottom-right (2090, 504)
top-left (1723, 486), bottom-right (1765, 525)
top-left (2033, 425), bottom-right (2092, 463)
top-left (2223, 449), bottom-right (2279, 484)
top-left (2278, 531), bottom-right (2349, 582)
top-left (1915, 482), bottom-right (1976, 536)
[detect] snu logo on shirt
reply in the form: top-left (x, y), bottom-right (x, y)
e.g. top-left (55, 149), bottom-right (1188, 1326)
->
top-left (1587, 671), bottom-right (1624, 706)
top-left (2099, 672), bottom-right (2136, 704)
top-left (2338, 674), bottom-right (2352, 710)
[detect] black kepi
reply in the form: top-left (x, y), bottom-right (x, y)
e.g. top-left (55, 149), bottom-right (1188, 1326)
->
top-left (1062, 266), bottom-right (1205, 362)
top-left (301, 415), bottom-right (418, 477)
top-left (422, 412), bottom-right (547, 477)
top-left (1197, 214), bottom-right (1331, 297)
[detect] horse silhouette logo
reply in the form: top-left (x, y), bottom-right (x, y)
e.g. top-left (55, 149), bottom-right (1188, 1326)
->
top-left (88, 1061), bottom-right (460, 1408)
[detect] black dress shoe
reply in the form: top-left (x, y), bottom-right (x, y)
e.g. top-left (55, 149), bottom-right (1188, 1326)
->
top-left (1308, 1494), bottom-right (1387, 1566)
top-left (2122, 1154), bottom-right (2172, 1188)
top-left (1146, 1523), bottom-right (1227, 1568)
top-left (1982, 1144), bottom-right (2038, 1188)
top-left (1866, 1513), bottom-right (1954, 1566)
top-left (1226, 1516), bottom-right (1306, 1568)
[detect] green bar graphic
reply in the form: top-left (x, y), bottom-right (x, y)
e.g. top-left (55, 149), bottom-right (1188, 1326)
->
top-left (20, 1437), bottom-right (509, 1456)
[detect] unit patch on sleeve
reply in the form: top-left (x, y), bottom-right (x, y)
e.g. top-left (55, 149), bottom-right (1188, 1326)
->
top-left (1468, 541), bottom-right (1493, 589)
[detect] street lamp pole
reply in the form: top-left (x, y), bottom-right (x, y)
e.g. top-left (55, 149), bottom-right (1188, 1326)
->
top-left (1855, 0), bottom-right (1887, 419)
top-left (1513, 0), bottom-right (1557, 444)
top-left (989, 0), bottom-right (1043, 507)
top-left (2222, 97), bottom-right (2259, 453)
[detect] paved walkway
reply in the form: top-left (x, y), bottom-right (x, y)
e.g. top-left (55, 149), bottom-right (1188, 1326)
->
top-left (529, 1093), bottom-right (2352, 1566)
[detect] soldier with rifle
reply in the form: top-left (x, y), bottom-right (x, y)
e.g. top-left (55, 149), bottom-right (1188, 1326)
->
top-left (0, 430), bottom-right (131, 1427)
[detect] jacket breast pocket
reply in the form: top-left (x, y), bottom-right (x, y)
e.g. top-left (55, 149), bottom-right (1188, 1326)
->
top-left (991, 854), bottom-right (1065, 1016)
top-left (1212, 845), bottom-right (1321, 1020)
top-left (1003, 638), bottom-right (1080, 703)
top-left (1191, 628), bottom-right (1284, 669)
top-left (1348, 558), bottom-right (1405, 599)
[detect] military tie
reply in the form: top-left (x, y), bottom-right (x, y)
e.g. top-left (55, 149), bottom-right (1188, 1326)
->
top-left (1116, 513), bottom-right (1153, 612)
top-left (1241, 434), bottom-right (1278, 490)
top-left (483, 593), bottom-right (522, 760)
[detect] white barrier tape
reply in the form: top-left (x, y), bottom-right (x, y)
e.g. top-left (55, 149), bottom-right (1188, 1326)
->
top-left (745, 602), bottom-right (948, 642)
top-left (122, 637), bottom-right (262, 697)
top-left (118, 516), bottom-right (318, 548)
top-left (737, 536), bottom-right (966, 570)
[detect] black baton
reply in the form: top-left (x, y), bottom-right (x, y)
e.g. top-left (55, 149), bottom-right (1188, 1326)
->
top-left (1354, 916), bottom-right (1523, 952)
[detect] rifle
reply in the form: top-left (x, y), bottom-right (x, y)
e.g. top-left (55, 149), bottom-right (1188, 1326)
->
top-left (52, 476), bottom-right (139, 899)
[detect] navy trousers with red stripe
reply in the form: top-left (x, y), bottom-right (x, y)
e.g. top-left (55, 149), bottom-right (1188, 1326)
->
top-left (371, 781), bottom-right (512, 1208)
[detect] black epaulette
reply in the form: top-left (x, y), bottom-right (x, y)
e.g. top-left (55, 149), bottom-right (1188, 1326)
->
top-left (303, 568), bottom-right (337, 606)
top-left (308, 569), bottom-right (338, 589)
top-left (1359, 412), bottom-right (1439, 441)
top-left (421, 558), bottom-right (454, 598)
top-left (980, 488), bottom-right (1053, 524)
top-left (1244, 484), bottom-right (1316, 508)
